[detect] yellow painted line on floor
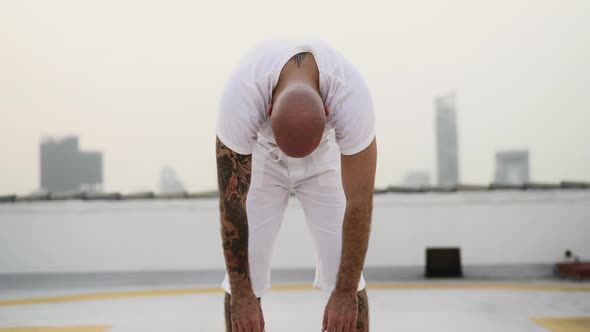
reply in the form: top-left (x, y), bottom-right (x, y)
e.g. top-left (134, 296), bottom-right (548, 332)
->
top-left (273, 283), bottom-right (590, 292)
top-left (531, 317), bottom-right (590, 332)
top-left (0, 327), bottom-right (111, 332)
top-left (0, 287), bottom-right (222, 307)
top-left (368, 283), bottom-right (590, 292)
top-left (0, 282), bottom-right (589, 307)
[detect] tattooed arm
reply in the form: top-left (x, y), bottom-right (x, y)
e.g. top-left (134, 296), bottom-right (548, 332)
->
top-left (216, 137), bottom-right (264, 332)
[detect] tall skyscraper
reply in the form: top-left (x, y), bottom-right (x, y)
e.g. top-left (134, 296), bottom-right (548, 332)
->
top-left (494, 150), bottom-right (529, 185)
top-left (40, 136), bottom-right (103, 193)
top-left (435, 92), bottom-right (460, 186)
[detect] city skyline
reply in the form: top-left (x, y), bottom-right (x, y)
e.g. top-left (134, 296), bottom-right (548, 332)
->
top-left (1, 1), bottom-right (589, 194)
top-left (40, 136), bottom-right (103, 193)
top-left (495, 150), bottom-right (530, 185)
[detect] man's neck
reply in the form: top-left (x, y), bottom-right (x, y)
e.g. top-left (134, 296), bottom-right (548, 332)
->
top-left (273, 52), bottom-right (320, 103)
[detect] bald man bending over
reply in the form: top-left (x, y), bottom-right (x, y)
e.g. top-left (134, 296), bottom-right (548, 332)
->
top-left (216, 40), bottom-right (376, 332)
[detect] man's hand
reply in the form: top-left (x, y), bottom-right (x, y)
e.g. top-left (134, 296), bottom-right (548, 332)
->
top-left (231, 293), bottom-right (265, 332)
top-left (322, 290), bottom-right (358, 332)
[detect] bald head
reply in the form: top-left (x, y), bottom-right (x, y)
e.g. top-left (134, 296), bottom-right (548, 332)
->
top-left (271, 84), bottom-right (326, 158)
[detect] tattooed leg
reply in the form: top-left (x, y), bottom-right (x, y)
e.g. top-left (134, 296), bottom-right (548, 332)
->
top-left (224, 292), bottom-right (231, 332)
top-left (356, 289), bottom-right (369, 331)
top-left (224, 292), bottom-right (262, 332)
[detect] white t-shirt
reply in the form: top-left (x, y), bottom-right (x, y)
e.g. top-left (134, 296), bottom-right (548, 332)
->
top-left (216, 39), bottom-right (375, 156)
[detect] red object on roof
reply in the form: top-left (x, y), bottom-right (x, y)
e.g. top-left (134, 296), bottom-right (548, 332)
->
top-left (556, 263), bottom-right (590, 279)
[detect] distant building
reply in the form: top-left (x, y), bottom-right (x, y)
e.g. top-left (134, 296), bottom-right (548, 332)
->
top-left (40, 136), bottom-right (103, 193)
top-left (435, 92), bottom-right (460, 186)
top-left (494, 150), bottom-right (529, 185)
top-left (159, 166), bottom-right (186, 193)
top-left (403, 171), bottom-right (431, 188)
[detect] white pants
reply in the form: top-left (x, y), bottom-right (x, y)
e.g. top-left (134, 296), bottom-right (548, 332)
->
top-left (222, 134), bottom-right (366, 297)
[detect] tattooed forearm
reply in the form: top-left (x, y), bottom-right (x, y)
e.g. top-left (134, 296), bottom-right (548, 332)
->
top-left (291, 52), bottom-right (309, 68)
top-left (216, 137), bottom-right (253, 291)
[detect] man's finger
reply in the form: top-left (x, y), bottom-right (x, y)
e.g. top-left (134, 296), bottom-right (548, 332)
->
top-left (232, 320), bottom-right (238, 332)
top-left (240, 320), bottom-right (249, 332)
top-left (327, 316), bottom-right (336, 332)
top-left (342, 319), bottom-right (350, 332)
top-left (251, 320), bottom-right (260, 332)
top-left (247, 320), bottom-right (256, 332)
top-left (254, 317), bottom-right (263, 332)
top-left (347, 315), bottom-right (356, 332)
top-left (259, 311), bottom-right (265, 331)
top-left (322, 309), bottom-right (328, 331)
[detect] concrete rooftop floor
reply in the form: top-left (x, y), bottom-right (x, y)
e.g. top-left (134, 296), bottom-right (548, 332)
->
top-left (0, 279), bottom-right (589, 332)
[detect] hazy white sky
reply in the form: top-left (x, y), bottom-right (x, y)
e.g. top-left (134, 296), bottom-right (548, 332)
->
top-left (1, 0), bottom-right (589, 194)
